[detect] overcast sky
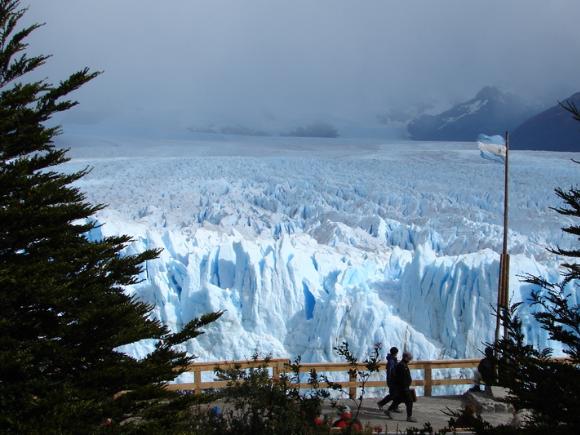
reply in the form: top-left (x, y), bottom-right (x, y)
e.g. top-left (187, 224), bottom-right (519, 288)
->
top-left (24, 0), bottom-right (580, 137)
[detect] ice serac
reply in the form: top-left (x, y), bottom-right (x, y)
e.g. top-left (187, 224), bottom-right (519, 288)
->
top-left (93, 216), bottom-right (441, 362)
top-left (68, 137), bottom-right (577, 363)
top-left (398, 244), bottom-right (563, 358)
top-left (95, 218), bottom-right (558, 364)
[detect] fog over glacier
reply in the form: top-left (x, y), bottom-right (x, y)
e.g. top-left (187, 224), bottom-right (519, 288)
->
top-left (26, 1), bottom-right (580, 136)
top-left (58, 135), bottom-right (578, 367)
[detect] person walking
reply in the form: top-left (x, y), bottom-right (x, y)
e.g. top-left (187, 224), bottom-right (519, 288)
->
top-left (384, 351), bottom-right (417, 423)
top-left (377, 346), bottom-right (400, 411)
top-left (469, 346), bottom-right (496, 394)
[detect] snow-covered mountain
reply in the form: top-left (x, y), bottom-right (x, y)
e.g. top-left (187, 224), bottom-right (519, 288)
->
top-left (511, 92), bottom-right (580, 152)
top-left (408, 87), bottom-right (535, 141)
top-left (60, 134), bottom-right (577, 364)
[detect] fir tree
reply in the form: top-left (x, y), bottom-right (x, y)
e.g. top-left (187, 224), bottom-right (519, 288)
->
top-left (0, 1), bottom-right (221, 432)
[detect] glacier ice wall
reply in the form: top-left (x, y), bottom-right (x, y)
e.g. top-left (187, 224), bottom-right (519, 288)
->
top-left (65, 137), bottom-right (577, 362)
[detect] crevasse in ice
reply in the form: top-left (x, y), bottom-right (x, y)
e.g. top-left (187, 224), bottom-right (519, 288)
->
top-left (64, 135), bottom-right (576, 363)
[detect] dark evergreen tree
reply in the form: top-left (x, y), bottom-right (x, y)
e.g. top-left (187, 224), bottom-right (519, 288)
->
top-left (486, 104), bottom-right (580, 434)
top-left (0, 1), bottom-right (221, 432)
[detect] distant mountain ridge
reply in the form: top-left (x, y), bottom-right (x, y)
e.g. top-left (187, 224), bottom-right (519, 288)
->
top-left (510, 92), bottom-right (580, 152)
top-left (407, 86), bottom-right (536, 141)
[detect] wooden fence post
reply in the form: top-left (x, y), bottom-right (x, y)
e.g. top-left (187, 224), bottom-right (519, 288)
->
top-left (273, 361), bottom-right (281, 381)
top-left (194, 367), bottom-right (202, 394)
top-left (424, 363), bottom-right (432, 397)
top-left (348, 371), bottom-right (357, 400)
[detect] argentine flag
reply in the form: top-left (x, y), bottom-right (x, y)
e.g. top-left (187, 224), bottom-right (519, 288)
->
top-left (478, 134), bottom-right (506, 163)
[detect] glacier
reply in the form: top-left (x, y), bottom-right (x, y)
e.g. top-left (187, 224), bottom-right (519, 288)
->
top-left (60, 134), bottom-right (577, 366)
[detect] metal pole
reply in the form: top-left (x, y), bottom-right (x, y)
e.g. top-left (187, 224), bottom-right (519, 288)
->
top-left (494, 254), bottom-right (504, 346)
top-left (494, 131), bottom-right (510, 346)
top-left (502, 253), bottom-right (510, 338)
top-left (502, 132), bottom-right (510, 338)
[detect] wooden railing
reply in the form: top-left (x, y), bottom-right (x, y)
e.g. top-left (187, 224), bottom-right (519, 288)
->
top-left (165, 358), bottom-right (481, 398)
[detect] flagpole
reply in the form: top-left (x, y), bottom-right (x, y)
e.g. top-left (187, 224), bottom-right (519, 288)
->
top-left (494, 131), bottom-right (510, 346)
top-left (494, 255), bottom-right (503, 346)
top-left (501, 132), bottom-right (510, 338)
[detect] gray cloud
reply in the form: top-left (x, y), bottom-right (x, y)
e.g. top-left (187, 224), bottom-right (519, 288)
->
top-left (24, 0), bottom-right (580, 137)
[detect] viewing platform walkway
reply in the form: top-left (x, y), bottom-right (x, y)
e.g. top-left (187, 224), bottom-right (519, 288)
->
top-left (166, 357), bottom-right (517, 432)
top-left (326, 395), bottom-right (513, 433)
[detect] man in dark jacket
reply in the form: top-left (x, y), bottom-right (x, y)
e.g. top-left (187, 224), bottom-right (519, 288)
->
top-left (384, 351), bottom-right (417, 423)
top-left (470, 346), bottom-right (496, 393)
top-left (377, 347), bottom-right (400, 410)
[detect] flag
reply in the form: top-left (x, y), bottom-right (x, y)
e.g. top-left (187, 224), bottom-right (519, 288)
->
top-left (478, 134), bottom-right (506, 163)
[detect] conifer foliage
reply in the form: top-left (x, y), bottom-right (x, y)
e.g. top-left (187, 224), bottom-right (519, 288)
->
top-left (0, 1), bottom-right (221, 432)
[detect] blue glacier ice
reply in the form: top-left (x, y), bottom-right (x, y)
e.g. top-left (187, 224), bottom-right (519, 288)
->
top-left (61, 134), bottom-right (578, 366)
